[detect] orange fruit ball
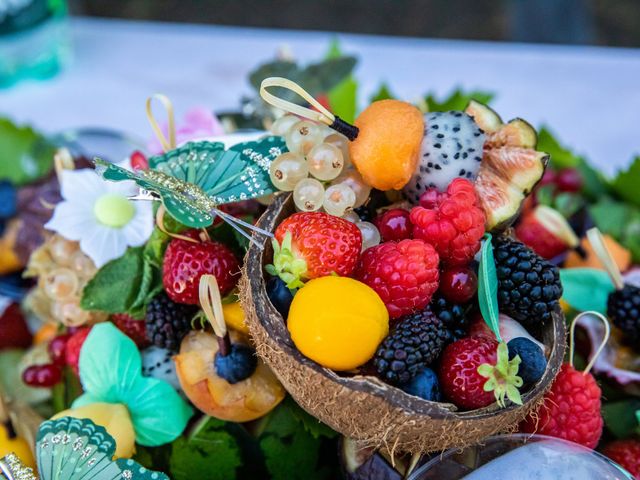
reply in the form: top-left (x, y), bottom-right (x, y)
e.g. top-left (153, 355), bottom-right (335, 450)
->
top-left (565, 234), bottom-right (631, 272)
top-left (349, 100), bottom-right (424, 190)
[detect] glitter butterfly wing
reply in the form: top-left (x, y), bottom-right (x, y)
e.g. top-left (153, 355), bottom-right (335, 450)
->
top-left (93, 136), bottom-right (286, 228)
top-left (36, 417), bottom-right (169, 480)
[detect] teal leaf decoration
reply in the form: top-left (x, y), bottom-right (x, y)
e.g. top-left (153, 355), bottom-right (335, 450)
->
top-left (478, 233), bottom-right (501, 341)
top-left (559, 268), bottom-right (615, 314)
top-left (73, 323), bottom-right (192, 446)
top-left (36, 416), bottom-right (169, 480)
top-left (93, 137), bottom-right (286, 228)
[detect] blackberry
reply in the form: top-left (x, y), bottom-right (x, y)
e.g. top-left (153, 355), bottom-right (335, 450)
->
top-left (493, 236), bottom-right (562, 327)
top-left (145, 292), bottom-right (198, 352)
top-left (373, 309), bottom-right (448, 385)
top-left (607, 285), bottom-right (640, 350)
top-left (430, 294), bottom-right (469, 342)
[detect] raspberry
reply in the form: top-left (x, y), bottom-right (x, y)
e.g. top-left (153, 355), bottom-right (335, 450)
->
top-left (65, 327), bottom-right (92, 376)
top-left (112, 314), bottom-right (150, 348)
top-left (409, 178), bottom-right (485, 266)
top-left (520, 363), bottom-right (603, 449)
top-left (163, 229), bottom-right (240, 304)
top-left (355, 239), bottom-right (439, 319)
top-left (602, 440), bottom-right (640, 479)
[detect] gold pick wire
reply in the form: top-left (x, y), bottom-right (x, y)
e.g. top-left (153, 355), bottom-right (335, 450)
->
top-left (145, 93), bottom-right (176, 153)
top-left (570, 311), bottom-right (611, 376)
top-left (198, 274), bottom-right (227, 339)
top-left (586, 227), bottom-right (624, 290)
top-left (259, 77), bottom-right (335, 126)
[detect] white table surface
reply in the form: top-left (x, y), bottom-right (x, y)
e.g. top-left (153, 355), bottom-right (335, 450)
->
top-left (2, 16), bottom-right (640, 175)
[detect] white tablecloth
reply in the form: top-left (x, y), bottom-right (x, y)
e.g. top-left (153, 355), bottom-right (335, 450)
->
top-left (2, 17), bottom-right (640, 175)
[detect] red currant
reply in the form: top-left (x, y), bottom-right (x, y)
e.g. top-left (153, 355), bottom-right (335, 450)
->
top-left (556, 168), bottom-right (583, 192)
top-left (439, 266), bottom-right (478, 304)
top-left (22, 364), bottom-right (62, 388)
top-left (130, 150), bottom-right (148, 170)
top-left (374, 209), bottom-right (412, 242)
top-left (539, 169), bottom-right (557, 187)
top-left (47, 334), bottom-right (71, 366)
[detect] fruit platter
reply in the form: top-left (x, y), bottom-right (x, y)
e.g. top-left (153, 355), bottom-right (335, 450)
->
top-left (0, 45), bottom-right (639, 479)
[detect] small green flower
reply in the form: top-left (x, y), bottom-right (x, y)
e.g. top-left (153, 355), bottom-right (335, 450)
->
top-left (265, 232), bottom-right (307, 290)
top-left (477, 341), bottom-right (523, 408)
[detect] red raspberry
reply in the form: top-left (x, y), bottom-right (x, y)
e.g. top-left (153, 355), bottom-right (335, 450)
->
top-left (439, 336), bottom-right (498, 409)
top-left (410, 178), bottom-right (485, 266)
top-left (65, 327), bottom-right (92, 376)
top-left (270, 212), bottom-right (362, 288)
top-left (112, 314), bottom-right (150, 348)
top-left (355, 239), bottom-right (439, 319)
top-left (602, 440), bottom-right (640, 479)
top-left (163, 230), bottom-right (240, 304)
top-left (520, 363), bottom-right (603, 449)
top-left (374, 208), bottom-right (413, 242)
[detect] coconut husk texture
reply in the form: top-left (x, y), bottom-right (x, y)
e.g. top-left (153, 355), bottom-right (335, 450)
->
top-left (240, 193), bottom-right (567, 454)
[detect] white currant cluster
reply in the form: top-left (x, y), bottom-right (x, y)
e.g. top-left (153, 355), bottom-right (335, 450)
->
top-left (270, 115), bottom-right (381, 251)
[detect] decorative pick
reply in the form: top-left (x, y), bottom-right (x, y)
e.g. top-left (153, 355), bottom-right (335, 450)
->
top-left (199, 274), bottom-right (231, 356)
top-left (571, 311), bottom-right (611, 376)
top-left (586, 227), bottom-right (624, 290)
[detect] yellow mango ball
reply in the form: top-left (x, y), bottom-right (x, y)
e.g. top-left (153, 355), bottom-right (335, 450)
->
top-left (0, 424), bottom-right (35, 469)
top-left (53, 402), bottom-right (136, 458)
top-left (287, 276), bottom-right (389, 371)
top-left (349, 99), bottom-right (424, 191)
top-left (223, 301), bottom-right (249, 335)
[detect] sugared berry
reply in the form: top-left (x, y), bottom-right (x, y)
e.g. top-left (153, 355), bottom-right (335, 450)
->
top-left (130, 150), bottom-right (148, 170)
top-left (507, 337), bottom-right (547, 384)
top-left (48, 334), bottom-right (71, 366)
top-left (214, 343), bottom-right (258, 384)
top-left (374, 208), bottom-right (412, 242)
top-left (22, 364), bottom-right (62, 388)
top-left (439, 266), bottom-right (478, 304)
top-left (400, 367), bottom-right (441, 402)
top-left (266, 276), bottom-right (294, 318)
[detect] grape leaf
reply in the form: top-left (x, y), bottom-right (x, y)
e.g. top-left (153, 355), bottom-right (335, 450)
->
top-left (559, 268), bottom-right (615, 314)
top-left (0, 117), bottom-right (56, 186)
top-left (478, 234), bottom-right (501, 341)
top-left (425, 89), bottom-right (494, 112)
top-left (612, 157), bottom-right (640, 208)
top-left (169, 417), bottom-right (241, 480)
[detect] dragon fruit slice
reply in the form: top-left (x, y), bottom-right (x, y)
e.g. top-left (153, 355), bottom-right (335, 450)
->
top-left (403, 111), bottom-right (485, 203)
top-left (141, 346), bottom-right (182, 392)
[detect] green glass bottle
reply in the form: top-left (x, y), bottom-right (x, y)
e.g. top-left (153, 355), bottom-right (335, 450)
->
top-left (0, 0), bottom-right (70, 88)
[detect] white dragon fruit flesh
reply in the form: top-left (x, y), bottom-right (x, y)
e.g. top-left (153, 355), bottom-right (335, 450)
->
top-left (141, 346), bottom-right (182, 392)
top-left (404, 111), bottom-right (485, 203)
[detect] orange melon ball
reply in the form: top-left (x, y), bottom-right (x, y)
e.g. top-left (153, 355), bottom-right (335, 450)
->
top-left (349, 100), bottom-right (424, 190)
top-left (565, 234), bottom-right (631, 272)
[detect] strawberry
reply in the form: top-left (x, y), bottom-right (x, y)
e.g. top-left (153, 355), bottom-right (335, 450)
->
top-left (355, 239), bottom-right (439, 319)
top-left (267, 212), bottom-right (362, 289)
top-left (65, 326), bottom-right (92, 376)
top-left (163, 229), bottom-right (240, 304)
top-left (439, 336), bottom-right (523, 409)
top-left (112, 314), bottom-right (150, 348)
top-left (515, 205), bottom-right (578, 259)
top-left (602, 439), bottom-right (640, 479)
top-left (0, 302), bottom-right (32, 350)
top-left (520, 363), bottom-right (603, 448)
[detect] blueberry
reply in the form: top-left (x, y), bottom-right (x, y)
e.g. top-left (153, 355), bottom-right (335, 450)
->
top-left (400, 367), bottom-right (441, 402)
top-left (266, 276), bottom-right (294, 318)
top-left (0, 181), bottom-right (17, 219)
top-left (507, 337), bottom-right (547, 385)
top-left (214, 343), bottom-right (257, 384)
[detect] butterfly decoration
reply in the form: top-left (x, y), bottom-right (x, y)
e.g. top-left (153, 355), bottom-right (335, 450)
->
top-left (92, 137), bottom-right (286, 236)
top-left (0, 416), bottom-right (169, 480)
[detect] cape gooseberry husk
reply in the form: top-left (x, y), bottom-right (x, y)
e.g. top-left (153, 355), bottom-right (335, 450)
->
top-left (477, 341), bottom-right (524, 408)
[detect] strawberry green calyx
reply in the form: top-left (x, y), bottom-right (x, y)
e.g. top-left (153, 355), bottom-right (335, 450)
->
top-left (478, 341), bottom-right (523, 408)
top-left (265, 232), bottom-right (307, 289)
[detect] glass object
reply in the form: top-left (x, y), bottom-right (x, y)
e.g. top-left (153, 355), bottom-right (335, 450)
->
top-left (0, 0), bottom-right (70, 88)
top-left (409, 434), bottom-right (634, 480)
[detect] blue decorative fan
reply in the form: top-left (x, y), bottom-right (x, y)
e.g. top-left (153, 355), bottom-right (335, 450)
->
top-left (93, 137), bottom-right (286, 230)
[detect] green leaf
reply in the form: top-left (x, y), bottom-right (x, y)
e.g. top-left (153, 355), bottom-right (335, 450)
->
top-left (170, 417), bottom-right (242, 480)
top-left (478, 234), bottom-right (501, 341)
top-left (612, 157), bottom-right (640, 208)
top-left (370, 83), bottom-right (395, 102)
top-left (0, 117), bottom-right (56, 186)
top-left (425, 89), bottom-right (494, 112)
top-left (559, 268), bottom-right (615, 314)
top-left (249, 60), bottom-right (299, 92)
top-left (298, 57), bottom-right (357, 99)
top-left (602, 399), bottom-right (640, 439)
top-left (589, 198), bottom-right (640, 263)
top-left (260, 430), bottom-right (330, 480)
top-left (537, 127), bottom-right (580, 169)
top-left (326, 39), bottom-right (358, 124)
top-left (576, 157), bottom-right (611, 200)
top-left (80, 247), bottom-right (145, 314)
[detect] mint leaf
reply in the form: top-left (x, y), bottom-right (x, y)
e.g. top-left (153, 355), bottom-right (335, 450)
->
top-left (170, 417), bottom-right (241, 480)
top-left (559, 268), bottom-right (615, 314)
top-left (290, 403), bottom-right (337, 439)
top-left (612, 157), bottom-right (640, 208)
top-left (425, 89), bottom-right (494, 112)
top-left (260, 430), bottom-right (330, 480)
top-left (370, 83), bottom-right (395, 102)
top-left (603, 399), bottom-right (640, 439)
top-left (80, 247), bottom-right (145, 313)
top-left (0, 117), bottom-right (56, 185)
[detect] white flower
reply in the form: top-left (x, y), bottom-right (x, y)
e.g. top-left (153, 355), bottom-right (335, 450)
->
top-left (45, 161), bottom-right (153, 268)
